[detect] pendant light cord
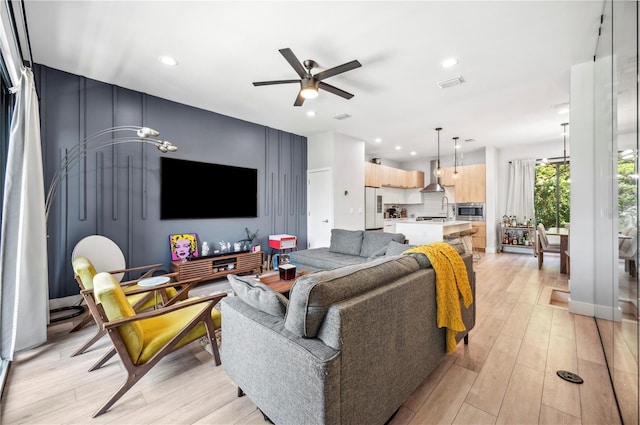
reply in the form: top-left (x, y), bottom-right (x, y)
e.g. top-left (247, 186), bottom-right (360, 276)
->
top-left (435, 127), bottom-right (442, 174)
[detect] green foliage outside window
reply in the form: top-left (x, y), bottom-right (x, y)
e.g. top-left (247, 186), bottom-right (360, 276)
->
top-left (534, 162), bottom-right (570, 228)
top-left (618, 158), bottom-right (637, 231)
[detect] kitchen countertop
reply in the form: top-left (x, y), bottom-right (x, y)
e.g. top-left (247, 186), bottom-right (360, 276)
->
top-left (395, 220), bottom-right (472, 245)
top-left (397, 220), bottom-right (471, 226)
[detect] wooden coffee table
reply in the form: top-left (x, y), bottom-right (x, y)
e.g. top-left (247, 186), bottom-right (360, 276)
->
top-left (259, 269), bottom-right (309, 295)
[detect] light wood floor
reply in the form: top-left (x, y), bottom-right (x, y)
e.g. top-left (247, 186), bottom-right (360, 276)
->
top-left (0, 252), bottom-right (623, 424)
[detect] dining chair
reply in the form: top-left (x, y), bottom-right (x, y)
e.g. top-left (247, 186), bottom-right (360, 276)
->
top-left (619, 227), bottom-right (637, 277)
top-left (537, 224), bottom-right (561, 269)
top-left (89, 271), bottom-right (224, 417)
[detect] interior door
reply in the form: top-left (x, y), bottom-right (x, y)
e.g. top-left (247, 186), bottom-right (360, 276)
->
top-left (307, 168), bottom-right (333, 248)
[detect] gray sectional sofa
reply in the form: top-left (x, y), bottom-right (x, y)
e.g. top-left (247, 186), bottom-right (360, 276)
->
top-left (220, 249), bottom-right (475, 425)
top-left (289, 228), bottom-right (408, 271)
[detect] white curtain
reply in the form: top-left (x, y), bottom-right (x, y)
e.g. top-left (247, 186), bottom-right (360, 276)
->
top-left (505, 159), bottom-right (536, 222)
top-left (0, 66), bottom-right (48, 359)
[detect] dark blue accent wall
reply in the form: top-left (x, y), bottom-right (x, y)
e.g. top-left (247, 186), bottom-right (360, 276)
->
top-left (35, 65), bottom-right (307, 299)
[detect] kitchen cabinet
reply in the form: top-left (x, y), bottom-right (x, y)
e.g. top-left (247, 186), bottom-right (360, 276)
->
top-left (457, 164), bottom-right (486, 202)
top-left (382, 165), bottom-right (406, 188)
top-left (365, 163), bottom-right (425, 190)
top-left (439, 167), bottom-right (458, 187)
top-left (440, 163), bottom-right (486, 202)
top-left (471, 222), bottom-right (486, 251)
top-left (383, 220), bottom-right (397, 233)
top-left (365, 162), bottom-right (382, 187)
top-left (406, 170), bottom-right (425, 189)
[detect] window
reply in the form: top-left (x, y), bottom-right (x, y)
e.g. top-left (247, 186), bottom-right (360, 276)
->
top-left (535, 161), bottom-right (570, 228)
top-left (618, 154), bottom-right (637, 231)
top-left (0, 53), bottom-right (14, 238)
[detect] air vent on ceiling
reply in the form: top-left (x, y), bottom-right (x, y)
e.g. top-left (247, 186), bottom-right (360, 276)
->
top-left (437, 76), bottom-right (465, 89)
top-left (334, 113), bottom-right (352, 120)
top-left (464, 138), bottom-right (476, 143)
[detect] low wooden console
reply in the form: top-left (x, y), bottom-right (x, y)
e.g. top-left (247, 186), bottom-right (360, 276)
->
top-left (170, 251), bottom-right (263, 282)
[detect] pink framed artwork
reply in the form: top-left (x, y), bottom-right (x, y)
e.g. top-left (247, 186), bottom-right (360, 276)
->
top-left (169, 233), bottom-right (199, 261)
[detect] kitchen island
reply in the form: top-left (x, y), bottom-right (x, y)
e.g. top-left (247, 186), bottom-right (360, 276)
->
top-left (395, 220), bottom-right (472, 245)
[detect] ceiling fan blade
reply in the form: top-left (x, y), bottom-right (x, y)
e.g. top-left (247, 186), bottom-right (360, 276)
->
top-left (279, 48), bottom-right (307, 79)
top-left (318, 82), bottom-right (354, 99)
top-left (315, 60), bottom-right (362, 81)
top-left (253, 79), bottom-right (300, 86)
top-left (293, 92), bottom-right (305, 107)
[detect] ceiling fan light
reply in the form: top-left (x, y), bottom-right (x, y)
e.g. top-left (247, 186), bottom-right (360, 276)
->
top-left (300, 87), bottom-right (318, 99)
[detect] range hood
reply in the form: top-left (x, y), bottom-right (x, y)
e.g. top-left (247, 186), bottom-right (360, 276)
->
top-left (420, 160), bottom-right (444, 193)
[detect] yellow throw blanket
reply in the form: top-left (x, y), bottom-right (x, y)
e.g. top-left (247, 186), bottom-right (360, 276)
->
top-left (403, 242), bottom-right (473, 353)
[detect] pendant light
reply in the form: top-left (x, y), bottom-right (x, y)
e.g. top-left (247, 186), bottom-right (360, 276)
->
top-left (453, 136), bottom-right (459, 178)
top-left (420, 127), bottom-right (445, 193)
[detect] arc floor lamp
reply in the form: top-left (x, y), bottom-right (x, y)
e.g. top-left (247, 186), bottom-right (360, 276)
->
top-left (44, 125), bottom-right (178, 221)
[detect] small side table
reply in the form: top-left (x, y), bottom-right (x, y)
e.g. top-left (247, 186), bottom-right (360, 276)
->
top-left (268, 234), bottom-right (297, 269)
top-left (138, 276), bottom-right (171, 309)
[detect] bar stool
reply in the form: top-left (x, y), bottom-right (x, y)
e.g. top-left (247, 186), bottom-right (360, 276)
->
top-left (444, 231), bottom-right (462, 244)
top-left (458, 228), bottom-right (481, 261)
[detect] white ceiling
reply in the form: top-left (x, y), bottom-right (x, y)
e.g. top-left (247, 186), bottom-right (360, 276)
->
top-left (20, 1), bottom-right (607, 162)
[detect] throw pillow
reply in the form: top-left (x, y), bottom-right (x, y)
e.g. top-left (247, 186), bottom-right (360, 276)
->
top-left (329, 229), bottom-right (364, 256)
top-left (227, 274), bottom-right (288, 318)
top-left (367, 244), bottom-right (389, 260)
top-left (359, 231), bottom-right (406, 258)
top-left (385, 240), bottom-right (414, 256)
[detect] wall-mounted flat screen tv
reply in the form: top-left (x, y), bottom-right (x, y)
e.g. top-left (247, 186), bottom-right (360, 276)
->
top-left (160, 157), bottom-right (258, 219)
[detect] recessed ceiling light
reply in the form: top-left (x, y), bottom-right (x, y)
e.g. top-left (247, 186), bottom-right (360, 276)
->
top-left (441, 57), bottom-right (458, 68)
top-left (455, 144), bottom-right (461, 149)
top-left (395, 146), bottom-right (402, 150)
top-left (410, 151), bottom-right (417, 156)
top-left (374, 138), bottom-right (382, 143)
top-left (159, 56), bottom-right (178, 66)
top-left (306, 110), bottom-right (316, 117)
top-left (557, 108), bottom-right (570, 115)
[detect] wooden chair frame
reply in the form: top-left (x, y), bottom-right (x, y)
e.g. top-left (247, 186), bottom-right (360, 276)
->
top-left (71, 274), bottom-right (199, 359)
top-left (91, 292), bottom-right (226, 417)
top-left (69, 262), bottom-right (164, 334)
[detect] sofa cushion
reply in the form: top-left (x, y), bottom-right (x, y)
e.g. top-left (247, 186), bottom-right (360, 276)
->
top-left (366, 244), bottom-right (389, 260)
top-left (359, 231), bottom-right (406, 258)
top-left (227, 274), bottom-right (288, 318)
top-left (329, 229), bottom-right (364, 256)
top-left (284, 255), bottom-right (420, 337)
top-left (290, 248), bottom-right (369, 270)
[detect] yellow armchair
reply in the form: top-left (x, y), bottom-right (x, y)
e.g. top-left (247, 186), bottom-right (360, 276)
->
top-left (91, 271), bottom-right (224, 417)
top-left (71, 256), bottom-right (197, 359)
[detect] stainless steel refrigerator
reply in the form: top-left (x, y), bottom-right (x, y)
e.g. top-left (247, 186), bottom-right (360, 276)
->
top-left (365, 187), bottom-right (384, 230)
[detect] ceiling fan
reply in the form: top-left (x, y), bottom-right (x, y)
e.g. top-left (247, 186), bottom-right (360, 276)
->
top-left (253, 48), bottom-right (362, 106)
